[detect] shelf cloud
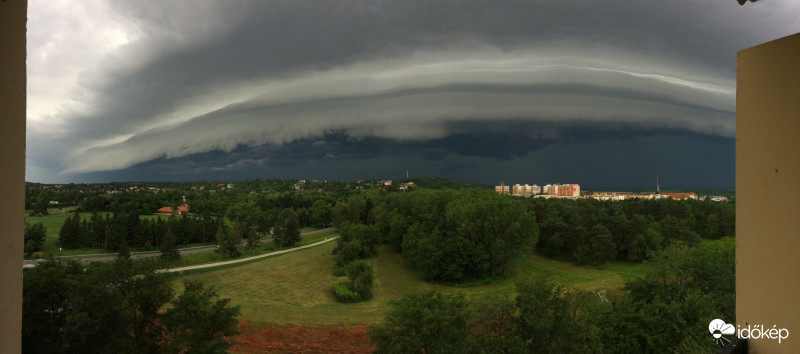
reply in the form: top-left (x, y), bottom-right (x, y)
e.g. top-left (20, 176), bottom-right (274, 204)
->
top-left (26, 0), bottom-right (800, 187)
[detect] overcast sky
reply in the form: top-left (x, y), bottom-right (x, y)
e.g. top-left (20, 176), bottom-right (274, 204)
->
top-left (26, 1), bottom-right (800, 188)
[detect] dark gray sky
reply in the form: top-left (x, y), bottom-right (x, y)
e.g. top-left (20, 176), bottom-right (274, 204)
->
top-left (26, 1), bottom-right (800, 188)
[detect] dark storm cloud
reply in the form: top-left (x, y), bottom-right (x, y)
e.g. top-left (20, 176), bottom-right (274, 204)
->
top-left (76, 128), bottom-right (734, 189)
top-left (26, 0), bottom-right (799, 184)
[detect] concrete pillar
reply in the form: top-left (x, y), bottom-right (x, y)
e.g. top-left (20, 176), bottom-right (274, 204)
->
top-left (0, 0), bottom-right (27, 352)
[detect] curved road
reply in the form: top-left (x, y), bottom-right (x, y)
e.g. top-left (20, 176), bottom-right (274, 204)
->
top-left (23, 227), bottom-right (335, 268)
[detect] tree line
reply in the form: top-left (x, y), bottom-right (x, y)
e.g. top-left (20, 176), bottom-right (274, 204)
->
top-left (55, 207), bottom-right (305, 262)
top-left (329, 189), bottom-right (735, 281)
top-left (368, 237), bottom-right (735, 353)
top-left (525, 197), bottom-right (735, 264)
top-left (58, 212), bottom-right (219, 251)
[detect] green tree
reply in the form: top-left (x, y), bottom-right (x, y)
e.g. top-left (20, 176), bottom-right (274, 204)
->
top-left (117, 240), bottom-right (131, 259)
top-left (159, 228), bottom-right (181, 261)
top-left (23, 259), bottom-right (239, 353)
top-left (58, 212), bottom-right (81, 249)
top-left (246, 225), bottom-right (260, 252)
top-left (589, 224), bottom-right (617, 265)
top-left (224, 222), bottom-right (242, 258)
top-left (162, 280), bottom-right (241, 353)
top-left (515, 277), bottom-right (603, 353)
top-left (23, 222), bottom-right (47, 256)
top-left (612, 240), bottom-right (735, 353)
top-left (33, 191), bottom-right (49, 216)
top-left (368, 290), bottom-right (473, 353)
top-left (273, 208), bottom-right (300, 247)
top-left (400, 189), bottom-right (538, 281)
top-left (331, 260), bottom-right (374, 303)
top-left (704, 213), bottom-right (722, 238)
top-left (311, 199), bottom-right (332, 228)
top-left (22, 260), bottom-right (80, 352)
top-left (214, 221), bottom-right (226, 250)
top-left (469, 292), bottom-right (527, 353)
top-left (335, 221), bottom-right (380, 259)
top-left (660, 215), bottom-right (700, 247)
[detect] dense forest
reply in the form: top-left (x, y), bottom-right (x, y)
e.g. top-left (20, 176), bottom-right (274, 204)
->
top-left (329, 188), bottom-right (734, 279)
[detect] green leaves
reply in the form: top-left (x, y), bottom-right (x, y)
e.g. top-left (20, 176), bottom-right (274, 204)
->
top-left (162, 280), bottom-right (241, 354)
top-left (273, 208), bottom-right (301, 247)
top-left (398, 189), bottom-right (539, 281)
top-left (22, 259), bottom-right (240, 353)
top-left (159, 227), bottom-right (181, 261)
top-left (368, 290), bottom-right (472, 354)
top-left (23, 222), bottom-right (47, 256)
top-left (331, 224), bottom-right (376, 303)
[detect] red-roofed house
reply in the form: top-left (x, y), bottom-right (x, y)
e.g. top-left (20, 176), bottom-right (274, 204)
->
top-left (661, 192), bottom-right (698, 200)
top-left (155, 204), bottom-right (190, 215)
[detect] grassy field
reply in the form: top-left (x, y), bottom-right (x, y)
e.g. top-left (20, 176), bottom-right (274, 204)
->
top-left (175, 242), bottom-right (647, 327)
top-left (162, 230), bottom-right (336, 269)
top-left (25, 209), bottom-right (106, 256)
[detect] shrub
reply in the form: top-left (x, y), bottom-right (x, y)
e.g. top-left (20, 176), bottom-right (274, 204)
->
top-left (332, 261), bottom-right (374, 303)
top-left (332, 281), bottom-right (361, 303)
top-left (353, 271), bottom-right (373, 301)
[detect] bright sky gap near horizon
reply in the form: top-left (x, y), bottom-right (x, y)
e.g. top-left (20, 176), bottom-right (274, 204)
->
top-left (26, 1), bottom-right (800, 188)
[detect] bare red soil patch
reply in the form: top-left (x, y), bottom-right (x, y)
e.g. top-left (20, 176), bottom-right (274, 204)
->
top-left (231, 320), bottom-right (374, 353)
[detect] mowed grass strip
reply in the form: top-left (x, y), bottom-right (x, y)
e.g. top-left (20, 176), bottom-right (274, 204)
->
top-left (178, 242), bottom-right (645, 326)
top-left (175, 242), bottom-right (380, 327)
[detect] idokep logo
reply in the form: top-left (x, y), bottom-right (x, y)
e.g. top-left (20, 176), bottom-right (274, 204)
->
top-left (709, 319), bottom-right (736, 345)
top-left (709, 319), bottom-right (790, 345)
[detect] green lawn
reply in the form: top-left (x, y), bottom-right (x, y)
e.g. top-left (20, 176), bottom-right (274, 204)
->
top-left (25, 210), bottom-right (106, 256)
top-left (175, 243), bottom-right (646, 327)
top-left (163, 231), bottom-right (336, 269)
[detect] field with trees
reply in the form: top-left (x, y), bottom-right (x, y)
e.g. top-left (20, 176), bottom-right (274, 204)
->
top-left (177, 241), bottom-right (650, 326)
top-left (22, 179), bottom-right (735, 352)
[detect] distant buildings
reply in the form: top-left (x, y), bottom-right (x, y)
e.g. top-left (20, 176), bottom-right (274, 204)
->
top-left (495, 184), bottom-right (510, 195)
top-left (496, 182), bottom-right (579, 198)
top-left (587, 191), bottom-right (702, 201)
top-left (156, 204), bottom-right (190, 215)
top-left (512, 184), bottom-right (540, 196)
top-left (399, 181), bottom-right (415, 191)
top-left (495, 181), bottom-right (707, 202)
top-left (542, 184), bottom-right (580, 198)
top-left (659, 192), bottom-right (699, 200)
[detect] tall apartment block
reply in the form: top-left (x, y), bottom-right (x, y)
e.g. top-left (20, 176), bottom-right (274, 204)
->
top-left (494, 184), bottom-right (510, 195)
top-left (512, 184), bottom-right (541, 196)
top-left (543, 183), bottom-right (580, 197)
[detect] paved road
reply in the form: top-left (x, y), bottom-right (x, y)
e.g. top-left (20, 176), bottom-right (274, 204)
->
top-left (166, 236), bottom-right (339, 272)
top-left (23, 227), bottom-right (335, 268)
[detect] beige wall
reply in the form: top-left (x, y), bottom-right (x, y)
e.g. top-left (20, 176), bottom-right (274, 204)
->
top-left (737, 32), bottom-right (800, 353)
top-left (0, 0), bottom-right (27, 352)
